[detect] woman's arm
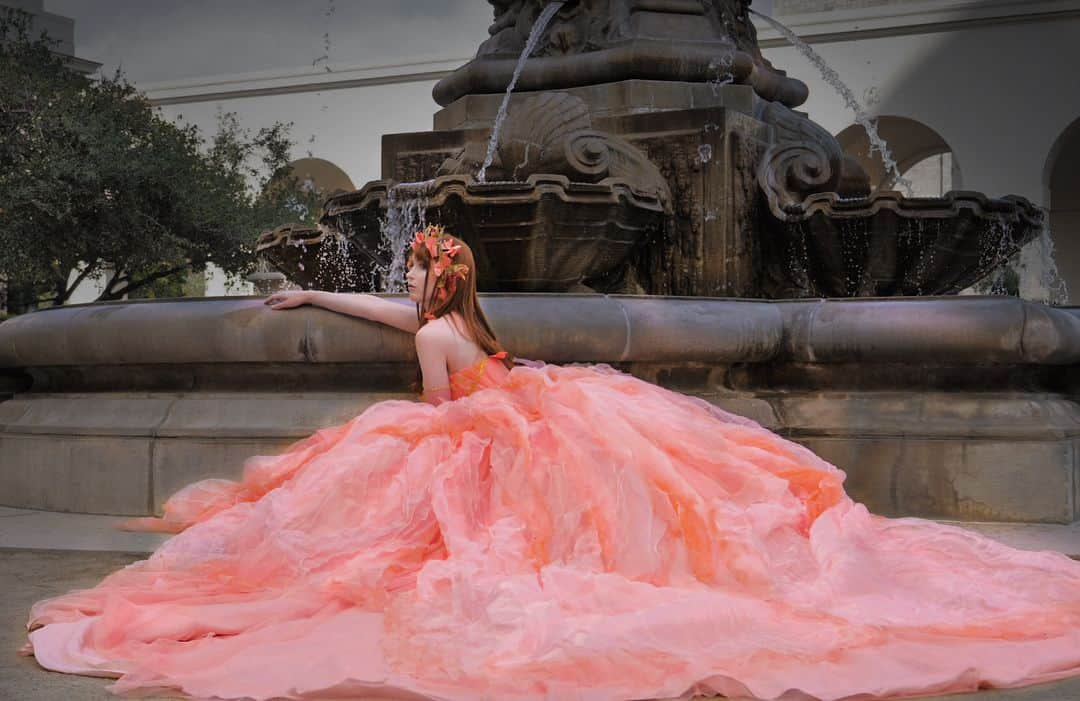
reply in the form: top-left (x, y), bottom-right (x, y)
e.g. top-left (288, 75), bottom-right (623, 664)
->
top-left (415, 324), bottom-right (452, 405)
top-left (264, 290), bottom-right (419, 334)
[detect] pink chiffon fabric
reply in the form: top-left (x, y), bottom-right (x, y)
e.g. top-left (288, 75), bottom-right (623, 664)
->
top-left (22, 355), bottom-right (1080, 701)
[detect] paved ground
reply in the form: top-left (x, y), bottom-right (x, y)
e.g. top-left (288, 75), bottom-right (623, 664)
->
top-left (2, 508), bottom-right (1079, 701)
top-left (3, 549), bottom-right (177, 701)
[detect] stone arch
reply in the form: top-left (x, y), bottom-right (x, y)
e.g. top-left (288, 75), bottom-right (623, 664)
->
top-left (836, 116), bottom-right (961, 195)
top-left (286, 157), bottom-right (356, 195)
top-left (1043, 117), bottom-right (1080, 303)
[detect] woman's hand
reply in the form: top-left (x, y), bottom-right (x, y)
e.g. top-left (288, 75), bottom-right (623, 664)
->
top-left (263, 290), bottom-right (311, 310)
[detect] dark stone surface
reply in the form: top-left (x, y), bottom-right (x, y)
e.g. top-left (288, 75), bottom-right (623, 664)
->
top-left (2, 296), bottom-right (1078, 377)
top-left (378, 98), bottom-right (775, 296)
top-left (319, 174), bottom-right (670, 293)
top-left (339, 88), bottom-right (1040, 299)
top-left (758, 191), bottom-right (1046, 298)
top-left (257, 4), bottom-right (1040, 300)
top-left (433, 0), bottom-right (808, 108)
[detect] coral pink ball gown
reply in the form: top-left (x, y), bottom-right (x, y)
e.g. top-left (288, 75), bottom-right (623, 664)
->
top-left (22, 355), bottom-right (1080, 701)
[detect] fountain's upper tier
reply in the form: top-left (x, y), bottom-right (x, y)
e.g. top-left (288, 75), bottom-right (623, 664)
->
top-left (433, 0), bottom-right (808, 110)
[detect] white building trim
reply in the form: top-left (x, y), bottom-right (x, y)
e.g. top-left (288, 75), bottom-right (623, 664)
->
top-left (135, 1), bottom-right (1080, 107)
top-left (756, 0), bottom-right (1080, 45)
top-left (143, 57), bottom-right (467, 106)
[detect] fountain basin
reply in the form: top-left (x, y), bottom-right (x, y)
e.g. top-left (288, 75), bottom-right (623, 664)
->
top-left (255, 223), bottom-right (375, 292)
top-left (1, 295), bottom-right (1078, 524)
top-left (759, 190), bottom-right (1047, 297)
top-left (319, 173), bottom-right (670, 292)
top-left (255, 224), bottom-right (323, 289)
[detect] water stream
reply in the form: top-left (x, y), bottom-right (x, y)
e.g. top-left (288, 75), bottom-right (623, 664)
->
top-left (377, 181), bottom-right (434, 293)
top-left (749, 8), bottom-right (913, 196)
top-left (477, 1), bottom-right (565, 183)
top-left (1010, 223), bottom-right (1069, 304)
top-left (372, 1), bottom-right (566, 290)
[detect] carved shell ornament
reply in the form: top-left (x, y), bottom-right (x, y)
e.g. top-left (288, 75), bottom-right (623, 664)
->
top-left (484, 93), bottom-right (672, 210)
top-left (755, 101), bottom-right (870, 216)
top-left (495, 92), bottom-right (592, 179)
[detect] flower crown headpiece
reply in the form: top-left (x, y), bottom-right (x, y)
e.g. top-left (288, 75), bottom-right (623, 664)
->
top-left (410, 224), bottom-right (469, 303)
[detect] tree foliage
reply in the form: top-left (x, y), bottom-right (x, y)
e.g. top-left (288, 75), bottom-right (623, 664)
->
top-left (0, 8), bottom-right (322, 310)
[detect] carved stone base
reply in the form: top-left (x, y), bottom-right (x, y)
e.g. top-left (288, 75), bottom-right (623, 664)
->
top-left (434, 79), bottom-right (760, 131)
top-left (432, 1), bottom-right (809, 109)
top-left (386, 84), bottom-right (775, 297)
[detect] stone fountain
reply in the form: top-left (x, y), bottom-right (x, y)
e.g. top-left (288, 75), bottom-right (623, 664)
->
top-left (1, 1), bottom-right (1077, 539)
top-left (259, 0), bottom-right (1042, 298)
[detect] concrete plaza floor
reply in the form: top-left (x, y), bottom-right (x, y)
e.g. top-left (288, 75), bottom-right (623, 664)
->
top-left (2, 507), bottom-right (1079, 701)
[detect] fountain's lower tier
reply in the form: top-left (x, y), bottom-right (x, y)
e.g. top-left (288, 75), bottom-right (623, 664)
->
top-left (1, 295), bottom-right (1078, 526)
top-left (251, 89), bottom-right (1048, 298)
top-left (255, 223), bottom-right (329, 291)
top-left (758, 190), bottom-right (1046, 297)
top-left (257, 174), bottom-right (1044, 298)
top-left (320, 174), bottom-right (670, 293)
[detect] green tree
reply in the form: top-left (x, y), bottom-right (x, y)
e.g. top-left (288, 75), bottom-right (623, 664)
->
top-left (0, 8), bottom-right (322, 311)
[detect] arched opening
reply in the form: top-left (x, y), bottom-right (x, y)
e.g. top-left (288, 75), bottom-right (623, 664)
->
top-left (1045, 117), bottom-right (1080, 304)
top-left (837, 116), bottom-right (961, 196)
top-left (286, 157), bottom-right (355, 196)
top-left (261, 156), bottom-right (356, 223)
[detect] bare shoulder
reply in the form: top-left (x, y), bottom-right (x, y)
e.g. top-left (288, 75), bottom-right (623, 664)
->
top-left (414, 318), bottom-right (455, 347)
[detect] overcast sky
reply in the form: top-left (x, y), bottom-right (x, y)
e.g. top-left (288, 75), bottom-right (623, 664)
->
top-left (46, 1), bottom-right (493, 85)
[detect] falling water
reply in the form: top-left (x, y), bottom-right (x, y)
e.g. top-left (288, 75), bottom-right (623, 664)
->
top-left (377, 180), bottom-right (434, 292)
top-left (1015, 224), bottom-right (1069, 304)
top-left (477, 1), bottom-right (565, 183)
top-left (312, 224), bottom-right (359, 291)
top-left (962, 217), bottom-right (1068, 304)
top-left (748, 8), bottom-right (913, 196)
top-left (708, 54), bottom-right (736, 96)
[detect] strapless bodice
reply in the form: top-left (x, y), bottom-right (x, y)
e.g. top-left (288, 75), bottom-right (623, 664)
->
top-left (448, 351), bottom-right (510, 400)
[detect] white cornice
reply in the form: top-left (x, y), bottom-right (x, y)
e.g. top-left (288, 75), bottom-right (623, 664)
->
top-left (137, 1), bottom-right (1080, 106)
top-left (143, 57), bottom-right (468, 106)
top-left (754, 0), bottom-right (1080, 45)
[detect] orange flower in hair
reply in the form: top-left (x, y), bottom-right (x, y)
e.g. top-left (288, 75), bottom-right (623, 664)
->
top-left (409, 224), bottom-right (470, 303)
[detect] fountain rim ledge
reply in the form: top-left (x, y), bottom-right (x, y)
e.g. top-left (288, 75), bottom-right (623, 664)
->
top-left (768, 189), bottom-right (1045, 223)
top-left (1, 295), bottom-right (1079, 369)
top-left (323, 173), bottom-right (673, 217)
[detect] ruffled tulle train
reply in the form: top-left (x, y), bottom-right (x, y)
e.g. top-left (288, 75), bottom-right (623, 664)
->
top-left (22, 361), bottom-right (1080, 701)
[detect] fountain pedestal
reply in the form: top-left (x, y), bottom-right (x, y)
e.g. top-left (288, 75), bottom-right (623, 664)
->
top-left (433, 78), bottom-right (760, 131)
top-left (381, 85), bottom-right (772, 296)
top-left (433, 0), bottom-right (809, 110)
top-left (258, 0), bottom-right (1043, 299)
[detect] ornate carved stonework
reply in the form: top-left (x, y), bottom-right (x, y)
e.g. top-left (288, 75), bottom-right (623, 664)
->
top-left (754, 100), bottom-right (870, 213)
top-left (258, 1), bottom-right (1043, 301)
top-left (751, 100), bottom-right (1042, 298)
top-left (308, 174), bottom-right (669, 293)
top-left (434, 0), bottom-right (809, 108)
top-left (439, 93), bottom-right (672, 211)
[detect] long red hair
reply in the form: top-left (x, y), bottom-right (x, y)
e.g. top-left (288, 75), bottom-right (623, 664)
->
top-left (407, 229), bottom-right (513, 384)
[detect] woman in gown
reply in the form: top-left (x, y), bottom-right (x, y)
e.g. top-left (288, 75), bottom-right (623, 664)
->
top-left (22, 225), bottom-right (1080, 701)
